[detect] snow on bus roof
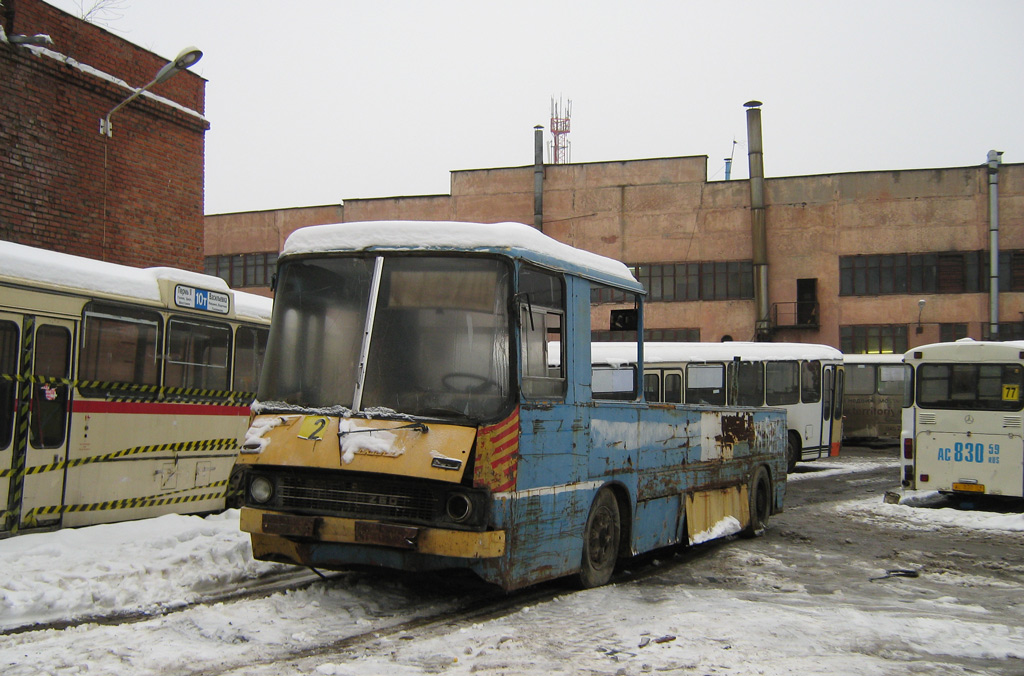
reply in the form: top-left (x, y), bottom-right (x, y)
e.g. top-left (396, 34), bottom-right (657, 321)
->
top-left (233, 290), bottom-right (273, 322)
top-left (282, 220), bottom-right (642, 290)
top-left (842, 353), bottom-right (905, 363)
top-left (591, 341), bottom-right (844, 366)
top-left (904, 339), bottom-right (1024, 359)
top-left (0, 240), bottom-right (258, 313)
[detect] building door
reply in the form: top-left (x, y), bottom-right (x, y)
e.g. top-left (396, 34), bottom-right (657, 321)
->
top-left (797, 278), bottom-right (818, 326)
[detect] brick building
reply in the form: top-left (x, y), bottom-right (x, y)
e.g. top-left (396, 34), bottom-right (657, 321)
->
top-left (1, 0), bottom-right (208, 269)
top-left (206, 142), bottom-right (1024, 353)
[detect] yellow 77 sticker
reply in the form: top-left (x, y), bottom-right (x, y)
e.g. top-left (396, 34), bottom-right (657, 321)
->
top-left (1003, 384), bottom-right (1021, 402)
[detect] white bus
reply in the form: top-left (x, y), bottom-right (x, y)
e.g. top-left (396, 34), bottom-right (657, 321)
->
top-left (843, 354), bottom-right (910, 444)
top-left (901, 340), bottom-right (1024, 499)
top-left (0, 241), bottom-right (272, 534)
top-left (591, 342), bottom-right (844, 472)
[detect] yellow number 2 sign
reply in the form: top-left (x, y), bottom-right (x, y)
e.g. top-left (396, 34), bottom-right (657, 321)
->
top-left (298, 416), bottom-right (329, 440)
top-left (1003, 384), bottom-right (1021, 402)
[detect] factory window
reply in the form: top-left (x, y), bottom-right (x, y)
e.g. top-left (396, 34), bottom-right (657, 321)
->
top-left (840, 325), bottom-right (908, 355)
top-left (205, 253), bottom-right (278, 289)
top-left (631, 261), bottom-right (753, 302)
top-left (841, 250), bottom-right (1014, 297)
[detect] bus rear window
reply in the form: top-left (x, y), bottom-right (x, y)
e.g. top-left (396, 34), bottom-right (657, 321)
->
top-left (918, 363), bottom-right (1024, 411)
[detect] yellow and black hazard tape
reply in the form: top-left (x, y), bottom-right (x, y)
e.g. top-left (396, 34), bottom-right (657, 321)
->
top-left (0, 438), bottom-right (241, 479)
top-left (0, 372), bottom-right (256, 406)
top-left (19, 479), bottom-right (231, 527)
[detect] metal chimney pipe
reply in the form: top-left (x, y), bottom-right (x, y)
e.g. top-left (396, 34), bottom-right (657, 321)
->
top-left (988, 149), bottom-right (1003, 339)
top-left (745, 101), bottom-right (769, 337)
top-left (534, 125), bottom-right (545, 232)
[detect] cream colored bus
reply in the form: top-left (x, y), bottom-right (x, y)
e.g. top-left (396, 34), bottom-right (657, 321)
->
top-left (0, 241), bottom-right (271, 534)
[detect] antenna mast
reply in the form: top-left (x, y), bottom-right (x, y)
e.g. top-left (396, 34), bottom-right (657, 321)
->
top-left (549, 97), bottom-right (571, 164)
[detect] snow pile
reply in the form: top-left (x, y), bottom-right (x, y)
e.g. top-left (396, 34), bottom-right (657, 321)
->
top-left (0, 510), bottom-right (282, 630)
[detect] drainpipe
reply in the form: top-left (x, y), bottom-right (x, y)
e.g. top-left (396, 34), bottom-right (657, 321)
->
top-left (534, 125), bottom-right (545, 232)
top-left (988, 150), bottom-right (1003, 340)
top-left (745, 101), bottom-right (769, 338)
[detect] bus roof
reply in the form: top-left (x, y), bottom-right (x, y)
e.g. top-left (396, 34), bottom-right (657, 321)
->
top-left (0, 240), bottom-right (271, 321)
top-left (905, 339), bottom-right (1024, 362)
top-left (281, 220), bottom-right (644, 292)
top-left (592, 341), bottom-right (844, 366)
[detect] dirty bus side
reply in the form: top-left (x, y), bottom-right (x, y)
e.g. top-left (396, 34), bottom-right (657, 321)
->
top-left (236, 221), bottom-right (787, 591)
top-left (901, 340), bottom-right (1024, 499)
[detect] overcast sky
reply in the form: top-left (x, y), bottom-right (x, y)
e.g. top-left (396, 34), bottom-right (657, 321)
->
top-left (45, 1), bottom-right (1024, 215)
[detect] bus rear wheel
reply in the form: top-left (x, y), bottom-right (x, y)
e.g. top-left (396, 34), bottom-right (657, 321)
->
top-left (741, 465), bottom-right (772, 538)
top-left (786, 432), bottom-right (801, 473)
top-left (578, 488), bottom-right (621, 588)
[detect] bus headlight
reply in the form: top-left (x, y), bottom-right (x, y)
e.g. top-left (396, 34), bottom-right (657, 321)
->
top-left (446, 492), bottom-right (474, 523)
top-left (249, 476), bottom-right (274, 504)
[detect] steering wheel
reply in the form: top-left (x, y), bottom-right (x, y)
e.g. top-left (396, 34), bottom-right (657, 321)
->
top-left (442, 372), bottom-right (500, 394)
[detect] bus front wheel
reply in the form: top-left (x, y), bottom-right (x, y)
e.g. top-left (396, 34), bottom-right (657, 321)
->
top-left (741, 465), bottom-right (772, 538)
top-left (577, 488), bottom-right (621, 588)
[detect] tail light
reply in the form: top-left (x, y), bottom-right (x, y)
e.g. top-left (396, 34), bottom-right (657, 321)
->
top-left (903, 438), bottom-right (914, 460)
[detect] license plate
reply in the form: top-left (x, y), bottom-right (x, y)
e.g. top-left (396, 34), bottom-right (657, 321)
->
top-left (952, 482), bottom-right (985, 493)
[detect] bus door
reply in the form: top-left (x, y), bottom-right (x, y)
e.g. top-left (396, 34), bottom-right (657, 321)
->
top-left (9, 317), bottom-right (74, 531)
top-left (820, 365), bottom-right (843, 457)
top-left (0, 313), bottom-right (20, 531)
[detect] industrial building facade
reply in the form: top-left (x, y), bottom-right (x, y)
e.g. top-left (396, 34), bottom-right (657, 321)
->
top-left (1, 0), bottom-right (208, 269)
top-left (206, 147), bottom-right (1023, 353)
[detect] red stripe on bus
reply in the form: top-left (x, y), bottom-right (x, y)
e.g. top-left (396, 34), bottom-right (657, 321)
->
top-left (72, 400), bottom-right (251, 416)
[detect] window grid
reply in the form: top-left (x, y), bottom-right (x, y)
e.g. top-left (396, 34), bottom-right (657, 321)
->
top-left (840, 325), bottom-right (909, 355)
top-left (840, 250), bottom-right (1024, 297)
top-left (205, 253), bottom-right (278, 288)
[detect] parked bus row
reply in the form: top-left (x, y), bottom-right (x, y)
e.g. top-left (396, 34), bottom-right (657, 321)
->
top-left (235, 221), bottom-right (789, 591)
top-left (0, 241), bottom-right (272, 535)
top-left (589, 342), bottom-right (845, 472)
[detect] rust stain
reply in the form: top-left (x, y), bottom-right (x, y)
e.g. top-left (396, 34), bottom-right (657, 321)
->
top-left (717, 412), bottom-right (754, 446)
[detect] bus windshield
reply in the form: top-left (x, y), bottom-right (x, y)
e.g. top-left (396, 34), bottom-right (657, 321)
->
top-left (259, 254), bottom-right (513, 421)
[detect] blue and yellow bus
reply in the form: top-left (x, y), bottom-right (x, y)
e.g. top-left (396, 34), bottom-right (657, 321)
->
top-left (236, 221), bottom-right (787, 590)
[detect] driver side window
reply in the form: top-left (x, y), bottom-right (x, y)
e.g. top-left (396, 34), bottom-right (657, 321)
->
top-left (520, 266), bottom-right (565, 399)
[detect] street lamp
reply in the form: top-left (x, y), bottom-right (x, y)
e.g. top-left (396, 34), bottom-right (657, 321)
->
top-left (99, 46), bottom-right (202, 137)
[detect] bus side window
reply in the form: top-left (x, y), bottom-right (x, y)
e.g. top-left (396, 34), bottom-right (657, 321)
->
top-left (664, 372), bottom-right (682, 404)
top-left (79, 304), bottom-right (161, 397)
top-left (166, 318), bottom-right (232, 392)
top-left (643, 371), bottom-right (661, 402)
top-left (0, 320), bottom-right (19, 449)
top-left (686, 364), bottom-right (725, 405)
top-left (519, 267), bottom-right (566, 399)
top-left (801, 360), bottom-right (822, 403)
top-left (730, 360), bottom-right (764, 407)
top-left (766, 361), bottom-right (800, 406)
top-left (234, 326), bottom-right (268, 393)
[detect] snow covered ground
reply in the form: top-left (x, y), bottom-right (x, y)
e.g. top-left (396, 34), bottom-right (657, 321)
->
top-left (2, 460), bottom-right (1023, 675)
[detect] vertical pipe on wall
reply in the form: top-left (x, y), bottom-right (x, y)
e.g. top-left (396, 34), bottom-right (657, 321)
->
top-left (534, 125), bottom-right (545, 232)
top-left (745, 101), bottom-right (769, 338)
top-left (988, 149), bottom-right (1003, 339)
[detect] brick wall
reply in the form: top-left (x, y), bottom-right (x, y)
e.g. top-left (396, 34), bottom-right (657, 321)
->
top-left (1, 0), bottom-right (209, 270)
